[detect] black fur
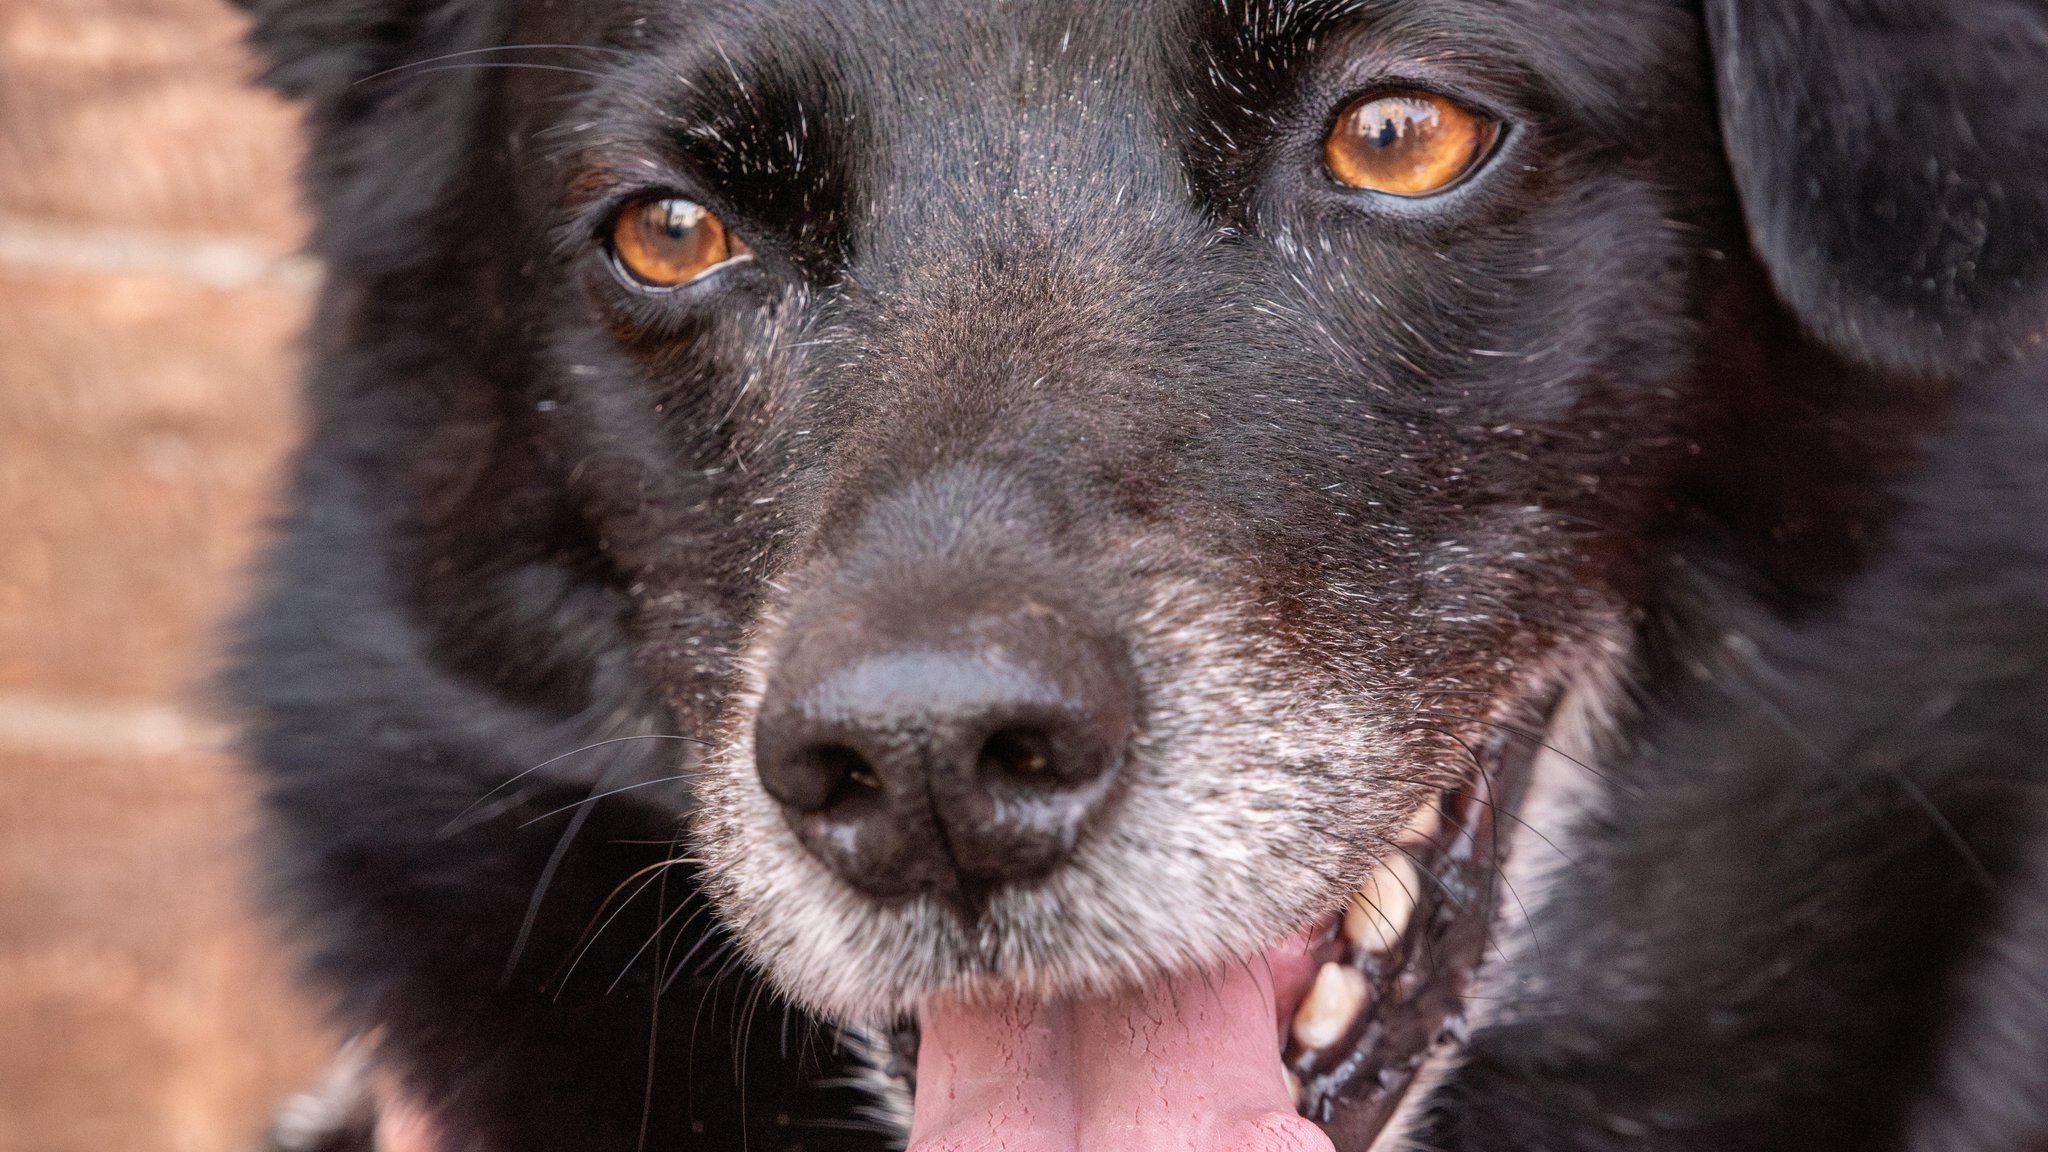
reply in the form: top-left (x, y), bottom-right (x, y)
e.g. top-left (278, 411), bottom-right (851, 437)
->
top-left (1429, 352), bottom-right (2048, 1151)
top-left (228, 1), bottom-right (2048, 1149)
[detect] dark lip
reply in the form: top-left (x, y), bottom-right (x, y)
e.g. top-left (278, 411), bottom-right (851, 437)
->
top-left (873, 709), bottom-right (1545, 1147)
top-left (1296, 716), bottom-right (1543, 1150)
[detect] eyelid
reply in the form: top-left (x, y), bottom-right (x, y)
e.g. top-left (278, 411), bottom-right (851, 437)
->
top-left (553, 163), bottom-right (713, 254)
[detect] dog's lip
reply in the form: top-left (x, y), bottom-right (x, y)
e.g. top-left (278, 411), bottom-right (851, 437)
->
top-left (883, 720), bottom-right (1537, 1152)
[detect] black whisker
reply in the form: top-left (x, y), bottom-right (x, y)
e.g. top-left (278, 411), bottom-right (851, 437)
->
top-left (735, 975), bottom-right (773, 1149)
top-left (637, 858), bottom-right (675, 1152)
top-left (387, 61), bottom-right (612, 83)
top-left (1389, 706), bottom-right (1630, 798)
top-left (442, 733), bottom-right (705, 838)
top-left (1355, 829), bottom-right (1461, 906)
top-left (553, 863), bottom-right (674, 997)
top-left (517, 772), bottom-right (701, 828)
top-left (662, 920), bottom-right (734, 1001)
top-left (683, 943), bottom-right (751, 1119)
top-left (1492, 829), bottom-right (1543, 967)
top-left (355, 42), bottom-right (630, 87)
top-left (1367, 742), bottom-right (1583, 869)
top-left (1744, 680), bottom-right (1997, 889)
top-left (612, 897), bottom-right (711, 998)
top-left (500, 748), bottom-right (639, 987)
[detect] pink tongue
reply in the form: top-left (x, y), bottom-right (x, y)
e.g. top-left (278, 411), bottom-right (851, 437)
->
top-left (907, 937), bottom-right (1333, 1152)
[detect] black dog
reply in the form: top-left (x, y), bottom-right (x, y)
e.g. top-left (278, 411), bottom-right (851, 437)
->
top-left (230, 1), bottom-right (2048, 1149)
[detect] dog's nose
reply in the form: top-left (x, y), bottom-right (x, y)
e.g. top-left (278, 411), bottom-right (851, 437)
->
top-left (754, 603), bottom-right (1134, 903)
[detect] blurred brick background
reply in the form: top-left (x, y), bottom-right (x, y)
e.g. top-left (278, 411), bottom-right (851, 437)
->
top-left (0, 0), bottom-right (338, 1147)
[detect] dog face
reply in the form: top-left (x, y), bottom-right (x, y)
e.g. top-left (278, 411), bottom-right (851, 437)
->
top-left (518, 0), bottom-right (1722, 1021)
top-left (237, 0), bottom-right (2048, 1147)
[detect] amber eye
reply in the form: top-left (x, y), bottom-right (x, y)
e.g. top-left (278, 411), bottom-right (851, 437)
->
top-left (1324, 91), bottom-right (1500, 197)
top-left (610, 197), bottom-right (748, 288)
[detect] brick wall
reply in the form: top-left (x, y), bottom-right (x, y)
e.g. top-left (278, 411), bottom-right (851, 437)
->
top-left (0, 0), bottom-right (336, 1147)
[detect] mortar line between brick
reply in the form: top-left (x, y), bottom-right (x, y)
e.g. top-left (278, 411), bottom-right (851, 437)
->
top-left (0, 692), bottom-right (231, 758)
top-left (0, 213), bottom-right (321, 292)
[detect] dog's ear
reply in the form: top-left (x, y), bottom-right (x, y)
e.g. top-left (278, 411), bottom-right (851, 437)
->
top-left (1707, 1), bottom-right (2048, 377)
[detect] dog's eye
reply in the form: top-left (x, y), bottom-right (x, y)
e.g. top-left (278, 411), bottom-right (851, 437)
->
top-left (1324, 91), bottom-right (1500, 197)
top-left (610, 197), bottom-right (749, 288)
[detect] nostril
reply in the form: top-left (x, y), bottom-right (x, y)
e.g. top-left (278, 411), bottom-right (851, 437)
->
top-left (769, 743), bottom-right (881, 814)
top-left (840, 755), bottom-right (883, 793)
top-left (977, 727), bottom-right (1054, 780)
top-left (822, 748), bottom-right (885, 807)
top-left (942, 713), bottom-right (1125, 888)
top-left (812, 744), bottom-right (879, 790)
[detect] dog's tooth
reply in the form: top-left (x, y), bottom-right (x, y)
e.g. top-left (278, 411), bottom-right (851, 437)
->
top-left (1344, 854), bottom-right (1422, 953)
top-left (1399, 801), bottom-right (1442, 851)
top-left (1282, 1065), bottom-right (1304, 1111)
top-left (1291, 961), bottom-right (1368, 1050)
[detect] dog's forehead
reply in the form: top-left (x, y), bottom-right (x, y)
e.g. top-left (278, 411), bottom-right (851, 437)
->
top-left (600, 0), bottom-right (1696, 141)
top-left (552, 0), bottom-right (1702, 266)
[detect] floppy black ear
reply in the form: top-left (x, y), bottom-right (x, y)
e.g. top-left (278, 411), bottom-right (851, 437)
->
top-left (1707, 0), bottom-right (2048, 377)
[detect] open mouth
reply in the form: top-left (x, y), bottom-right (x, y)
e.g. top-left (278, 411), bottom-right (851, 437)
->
top-left (1282, 727), bottom-right (1532, 1147)
top-left (878, 726), bottom-right (1537, 1151)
